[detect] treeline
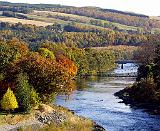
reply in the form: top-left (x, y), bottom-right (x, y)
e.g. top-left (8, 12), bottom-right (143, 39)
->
top-left (0, 38), bottom-right (116, 112)
top-left (0, 5), bottom-right (33, 14)
top-left (64, 20), bottom-right (139, 34)
top-left (0, 1), bottom-right (148, 18)
top-left (52, 7), bottom-right (160, 30)
top-left (92, 46), bottom-right (138, 60)
top-left (2, 11), bottom-right (29, 19)
top-left (0, 1), bottom-right (65, 9)
top-left (39, 42), bottom-right (116, 75)
top-left (63, 32), bottom-right (147, 47)
top-left (0, 22), bottom-right (147, 49)
top-left (0, 1), bottom-right (66, 14)
top-left (101, 9), bottom-right (148, 18)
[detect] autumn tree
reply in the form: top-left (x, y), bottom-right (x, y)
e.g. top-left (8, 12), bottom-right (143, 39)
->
top-left (16, 52), bottom-right (69, 95)
top-left (1, 88), bottom-right (18, 112)
top-left (0, 38), bottom-right (29, 71)
top-left (56, 54), bottom-right (78, 77)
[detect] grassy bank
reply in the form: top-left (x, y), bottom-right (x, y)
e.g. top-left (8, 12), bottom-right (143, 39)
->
top-left (0, 104), bottom-right (105, 131)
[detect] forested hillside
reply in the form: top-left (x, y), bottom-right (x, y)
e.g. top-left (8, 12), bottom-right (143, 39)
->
top-left (1, 1), bottom-right (160, 34)
top-left (0, 22), bottom-right (147, 49)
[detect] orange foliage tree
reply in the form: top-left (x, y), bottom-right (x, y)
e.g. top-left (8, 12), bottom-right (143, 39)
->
top-left (56, 54), bottom-right (78, 78)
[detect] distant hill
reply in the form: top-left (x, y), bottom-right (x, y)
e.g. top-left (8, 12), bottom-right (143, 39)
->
top-left (0, 1), bottom-right (160, 34)
top-left (0, 1), bottom-right (159, 49)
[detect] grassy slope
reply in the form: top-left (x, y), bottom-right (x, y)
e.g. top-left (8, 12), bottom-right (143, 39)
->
top-left (0, 17), bottom-right (53, 26)
top-left (0, 9), bottom-right (141, 31)
top-left (32, 10), bottom-right (140, 31)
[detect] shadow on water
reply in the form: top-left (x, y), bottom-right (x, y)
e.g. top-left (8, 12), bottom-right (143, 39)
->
top-left (56, 63), bottom-right (160, 131)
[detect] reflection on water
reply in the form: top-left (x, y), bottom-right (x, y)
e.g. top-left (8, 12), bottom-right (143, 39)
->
top-left (56, 63), bottom-right (160, 131)
top-left (113, 63), bottom-right (138, 74)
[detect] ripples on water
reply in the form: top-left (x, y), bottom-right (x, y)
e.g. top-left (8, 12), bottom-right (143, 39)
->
top-left (56, 63), bottom-right (160, 131)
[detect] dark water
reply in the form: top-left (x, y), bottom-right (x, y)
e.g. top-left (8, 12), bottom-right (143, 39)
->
top-left (55, 63), bottom-right (160, 131)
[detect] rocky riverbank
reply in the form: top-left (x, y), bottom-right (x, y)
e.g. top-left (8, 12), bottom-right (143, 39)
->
top-left (0, 104), bottom-right (105, 131)
top-left (115, 87), bottom-right (160, 115)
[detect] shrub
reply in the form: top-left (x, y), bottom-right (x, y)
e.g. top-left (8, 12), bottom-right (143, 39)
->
top-left (1, 88), bottom-right (18, 111)
top-left (30, 87), bottom-right (40, 107)
top-left (40, 92), bottom-right (57, 104)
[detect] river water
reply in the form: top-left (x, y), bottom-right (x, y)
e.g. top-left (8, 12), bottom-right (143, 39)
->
top-left (56, 63), bottom-right (160, 131)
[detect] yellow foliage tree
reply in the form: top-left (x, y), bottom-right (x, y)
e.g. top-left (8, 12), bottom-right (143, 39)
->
top-left (1, 88), bottom-right (18, 111)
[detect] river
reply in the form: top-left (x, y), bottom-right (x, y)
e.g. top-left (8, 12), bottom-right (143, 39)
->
top-left (55, 63), bottom-right (160, 131)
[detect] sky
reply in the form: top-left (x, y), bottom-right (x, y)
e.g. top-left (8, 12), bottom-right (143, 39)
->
top-left (4, 0), bottom-right (160, 16)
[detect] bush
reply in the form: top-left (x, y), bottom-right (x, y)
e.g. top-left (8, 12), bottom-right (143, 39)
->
top-left (41, 92), bottom-right (57, 104)
top-left (1, 88), bottom-right (18, 111)
top-left (30, 88), bottom-right (40, 107)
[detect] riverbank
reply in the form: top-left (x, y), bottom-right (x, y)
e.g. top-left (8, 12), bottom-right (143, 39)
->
top-left (0, 104), bottom-right (105, 131)
top-left (115, 86), bottom-right (160, 115)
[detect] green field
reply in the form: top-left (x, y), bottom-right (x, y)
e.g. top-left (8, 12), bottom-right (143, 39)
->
top-left (31, 10), bottom-right (141, 31)
top-left (0, 10), bottom-right (142, 32)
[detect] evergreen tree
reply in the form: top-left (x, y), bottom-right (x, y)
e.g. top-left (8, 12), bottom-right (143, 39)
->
top-left (15, 73), bottom-right (31, 112)
top-left (1, 88), bottom-right (18, 111)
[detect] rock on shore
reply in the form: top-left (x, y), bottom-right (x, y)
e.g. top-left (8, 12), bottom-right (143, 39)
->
top-left (35, 104), bottom-right (106, 131)
top-left (0, 104), bottom-right (105, 131)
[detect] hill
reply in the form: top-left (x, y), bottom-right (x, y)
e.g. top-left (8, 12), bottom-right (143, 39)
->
top-left (0, 1), bottom-right (160, 34)
top-left (0, 1), bottom-right (158, 49)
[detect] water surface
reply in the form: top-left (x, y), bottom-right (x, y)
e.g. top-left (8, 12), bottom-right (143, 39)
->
top-left (56, 63), bottom-right (160, 131)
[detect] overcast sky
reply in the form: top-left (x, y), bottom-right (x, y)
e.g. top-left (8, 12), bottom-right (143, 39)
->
top-left (4, 0), bottom-right (160, 16)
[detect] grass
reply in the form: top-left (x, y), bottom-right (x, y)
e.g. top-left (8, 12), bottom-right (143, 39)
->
top-left (31, 10), bottom-right (141, 31)
top-left (24, 14), bottom-right (67, 24)
top-left (0, 109), bottom-right (35, 126)
top-left (0, 114), bottom-right (6, 126)
top-left (0, 17), bottom-right (53, 26)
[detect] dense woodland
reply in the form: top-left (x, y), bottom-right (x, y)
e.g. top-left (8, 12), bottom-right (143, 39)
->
top-left (0, 22), bottom-right (147, 49)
